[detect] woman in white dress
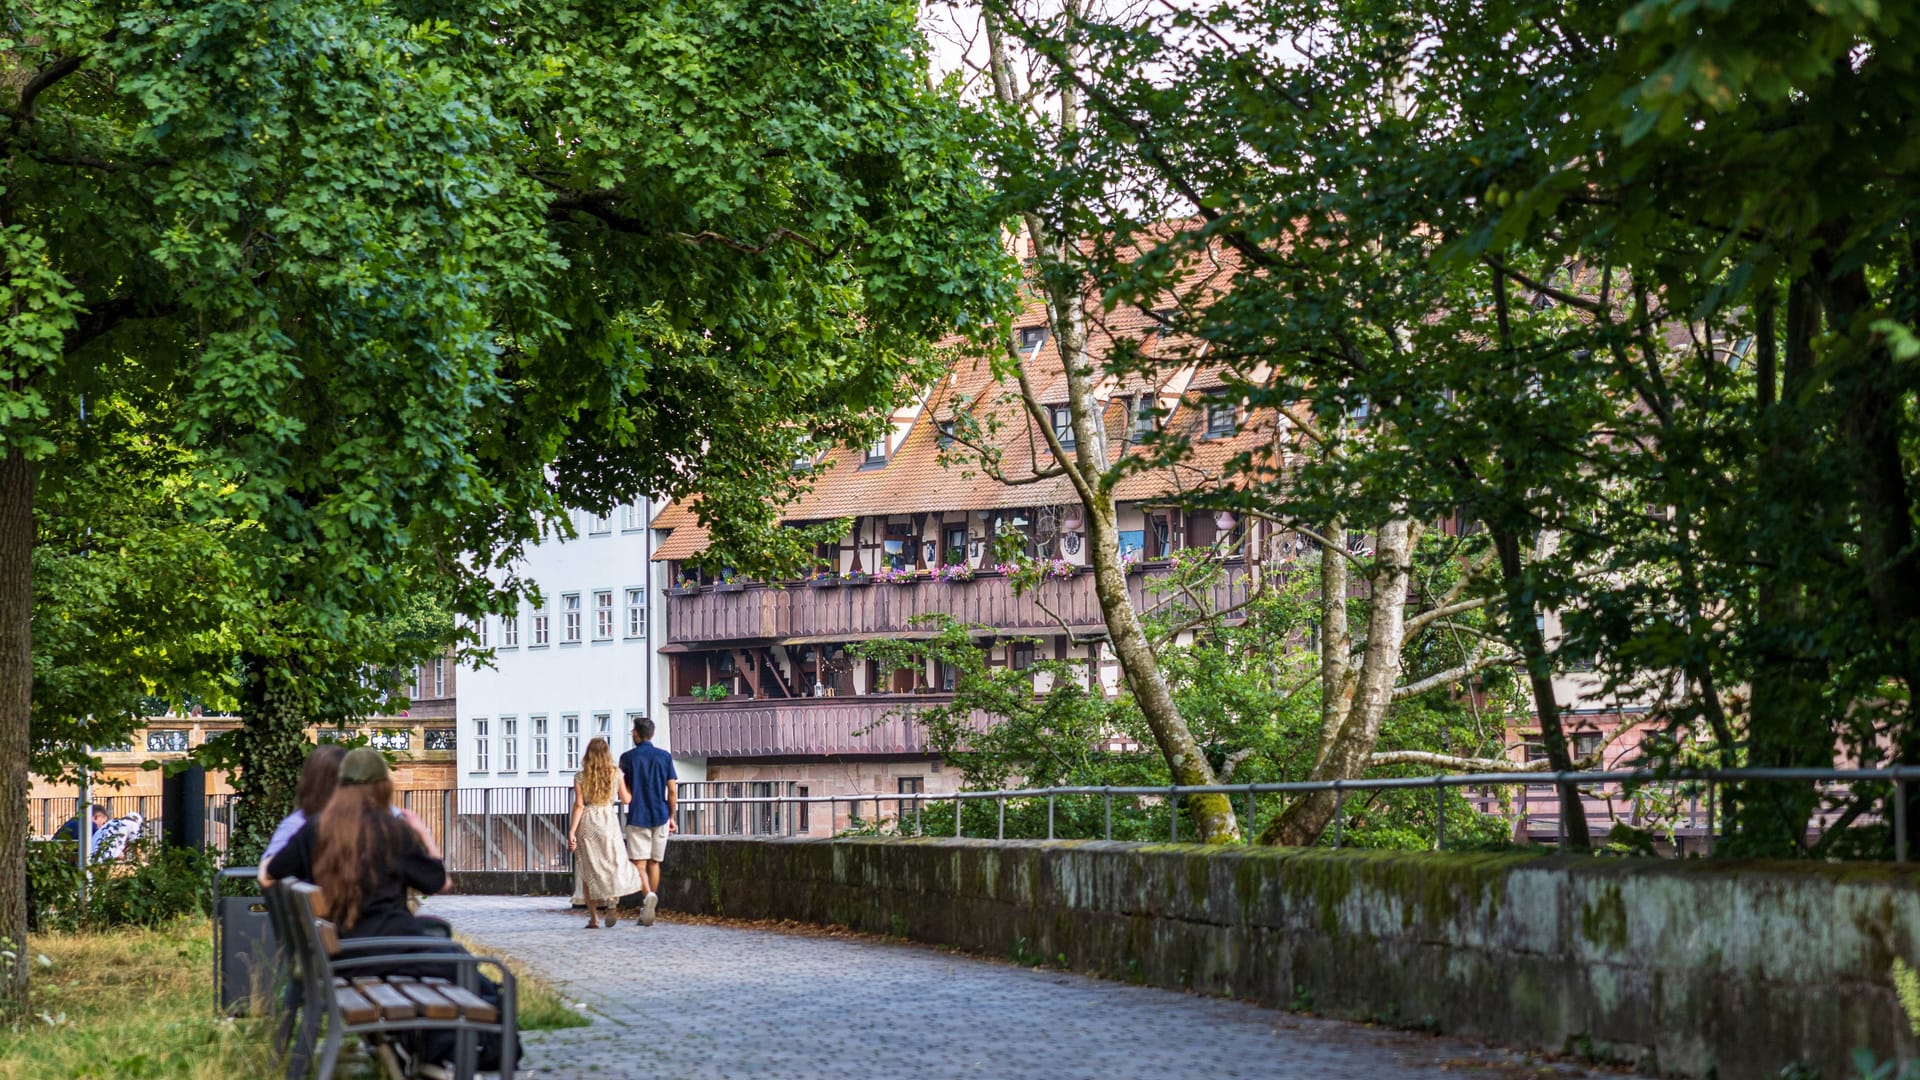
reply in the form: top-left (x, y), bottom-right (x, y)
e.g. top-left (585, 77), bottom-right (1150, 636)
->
top-left (568, 737), bottom-right (640, 928)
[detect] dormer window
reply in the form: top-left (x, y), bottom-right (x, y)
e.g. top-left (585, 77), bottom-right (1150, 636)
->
top-left (1018, 325), bottom-right (1049, 354)
top-left (1205, 399), bottom-right (1237, 439)
top-left (864, 436), bottom-right (888, 466)
top-left (1048, 405), bottom-right (1075, 449)
top-left (936, 420), bottom-right (956, 448)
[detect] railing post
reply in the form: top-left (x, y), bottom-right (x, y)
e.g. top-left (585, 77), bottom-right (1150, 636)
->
top-left (1896, 776), bottom-right (1909, 864)
top-left (1704, 780), bottom-right (1715, 857)
top-left (998, 795), bottom-right (1006, 840)
top-left (1245, 785), bottom-right (1256, 846)
top-left (483, 788), bottom-right (493, 872)
top-left (1434, 778), bottom-right (1445, 852)
top-left (915, 795), bottom-right (923, 837)
top-left (954, 794), bottom-right (962, 838)
top-left (1104, 787), bottom-right (1112, 841)
top-left (524, 790), bottom-right (534, 873)
top-left (1046, 794), bottom-right (1055, 840)
top-left (444, 789), bottom-right (455, 866)
top-left (1332, 782), bottom-right (1345, 848)
top-left (1169, 787), bottom-right (1178, 843)
top-left (1556, 773), bottom-right (1568, 851)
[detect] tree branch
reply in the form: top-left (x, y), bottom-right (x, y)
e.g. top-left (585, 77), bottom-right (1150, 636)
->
top-left (1389, 649), bottom-right (1517, 702)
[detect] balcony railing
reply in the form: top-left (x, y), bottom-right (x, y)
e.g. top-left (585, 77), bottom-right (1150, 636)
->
top-left (665, 562), bottom-right (1253, 646)
top-left (667, 693), bottom-right (990, 757)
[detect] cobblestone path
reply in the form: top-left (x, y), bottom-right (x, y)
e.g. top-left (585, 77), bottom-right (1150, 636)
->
top-left (424, 894), bottom-right (1594, 1080)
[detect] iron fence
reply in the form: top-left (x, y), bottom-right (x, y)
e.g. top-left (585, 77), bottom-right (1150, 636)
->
top-left (32, 768), bottom-right (1910, 871)
top-left (670, 766), bottom-right (1920, 861)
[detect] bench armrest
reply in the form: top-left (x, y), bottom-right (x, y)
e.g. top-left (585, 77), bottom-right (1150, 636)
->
top-left (328, 951), bottom-right (517, 990)
top-left (329, 937), bottom-right (469, 954)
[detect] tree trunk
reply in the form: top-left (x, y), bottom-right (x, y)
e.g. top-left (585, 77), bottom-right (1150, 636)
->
top-left (0, 450), bottom-right (34, 1019)
top-left (1084, 500), bottom-right (1239, 841)
top-left (1737, 279), bottom-right (1831, 854)
top-left (1262, 517), bottom-right (1419, 845)
top-left (1490, 524), bottom-right (1591, 849)
top-left (229, 654), bottom-right (309, 864)
top-left (0, 170), bottom-right (27, 1020)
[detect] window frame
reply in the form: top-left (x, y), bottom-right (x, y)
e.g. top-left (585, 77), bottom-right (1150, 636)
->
top-left (625, 587), bottom-right (646, 639)
top-left (472, 717), bottom-right (489, 773)
top-left (1048, 404), bottom-right (1076, 449)
top-left (530, 604), bottom-right (550, 648)
top-left (500, 716), bottom-right (519, 773)
top-left (587, 511), bottom-right (612, 536)
top-left (563, 714), bottom-right (581, 770)
top-left (561, 593), bottom-right (582, 644)
top-left (1204, 399), bottom-right (1237, 439)
top-left (593, 590), bottom-right (615, 641)
top-left (501, 611), bottom-right (520, 649)
top-left (531, 714), bottom-right (549, 773)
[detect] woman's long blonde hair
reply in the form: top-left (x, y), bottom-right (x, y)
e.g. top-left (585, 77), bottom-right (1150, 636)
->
top-left (578, 737), bottom-right (615, 805)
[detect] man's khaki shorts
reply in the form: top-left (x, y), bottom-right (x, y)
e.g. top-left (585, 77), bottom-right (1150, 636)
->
top-left (624, 823), bottom-right (669, 862)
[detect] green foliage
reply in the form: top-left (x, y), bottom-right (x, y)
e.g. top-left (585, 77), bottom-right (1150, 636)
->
top-left (27, 840), bottom-right (212, 933)
top-left (1894, 958), bottom-right (1920, 1038)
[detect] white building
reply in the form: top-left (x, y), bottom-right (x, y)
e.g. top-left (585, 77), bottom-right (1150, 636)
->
top-left (456, 498), bottom-right (698, 792)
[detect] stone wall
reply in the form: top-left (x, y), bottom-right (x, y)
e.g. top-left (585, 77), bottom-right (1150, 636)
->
top-left (659, 837), bottom-right (1920, 1078)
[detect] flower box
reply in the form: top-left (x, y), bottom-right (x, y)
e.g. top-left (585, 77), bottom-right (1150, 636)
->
top-left (669, 584), bottom-right (701, 595)
top-left (715, 582), bottom-right (745, 593)
top-left (804, 575), bottom-right (841, 588)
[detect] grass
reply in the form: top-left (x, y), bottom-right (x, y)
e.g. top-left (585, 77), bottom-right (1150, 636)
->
top-left (0, 919), bottom-right (273, 1080)
top-left (1, 918), bottom-right (589, 1080)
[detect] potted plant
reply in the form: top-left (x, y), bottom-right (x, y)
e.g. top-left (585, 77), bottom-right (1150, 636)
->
top-left (873, 565), bottom-right (921, 585)
top-left (803, 569), bottom-right (840, 588)
top-left (715, 569), bottom-right (746, 593)
top-left (842, 570), bottom-right (871, 586)
top-left (936, 561), bottom-right (975, 583)
top-left (669, 574), bottom-right (701, 595)
top-left (1122, 551), bottom-right (1145, 575)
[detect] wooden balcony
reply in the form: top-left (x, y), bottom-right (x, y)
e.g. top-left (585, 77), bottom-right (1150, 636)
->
top-left (667, 694), bottom-right (984, 757)
top-left (664, 563), bottom-right (1252, 646)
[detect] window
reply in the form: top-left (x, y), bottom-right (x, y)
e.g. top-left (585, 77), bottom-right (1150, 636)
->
top-left (622, 499), bottom-right (647, 532)
top-left (1205, 399), bottom-right (1237, 438)
top-left (564, 714), bottom-right (581, 770)
top-left (476, 617), bottom-right (489, 649)
top-left (1117, 530), bottom-right (1145, 559)
top-left (561, 593), bottom-right (582, 644)
top-left (898, 776), bottom-right (924, 821)
top-left (500, 717), bottom-right (518, 773)
top-left (625, 588), bottom-right (646, 638)
top-left (433, 659), bottom-right (447, 698)
top-left (473, 718), bottom-right (489, 773)
top-left (943, 526), bottom-right (967, 566)
top-left (1132, 397), bottom-right (1157, 440)
top-left (594, 590), bottom-right (615, 640)
top-left (588, 511), bottom-right (612, 535)
top-left (501, 611), bottom-right (520, 648)
top-left (531, 604), bottom-right (550, 647)
top-left (626, 711), bottom-right (646, 742)
top-left (797, 785), bottom-right (810, 832)
top-left (1009, 642), bottom-right (1036, 671)
top-left (1049, 404), bottom-right (1075, 449)
top-left (531, 715), bottom-right (549, 772)
top-left (864, 436), bottom-right (889, 465)
top-left (936, 659), bottom-right (957, 691)
top-left (1572, 730), bottom-right (1603, 759)
top-left (936, 420), bottom-right (956, 448)
top-left (1018, 325), bottom-right (1048, 353)
top-left (595, 712), bottom-right (612, 740)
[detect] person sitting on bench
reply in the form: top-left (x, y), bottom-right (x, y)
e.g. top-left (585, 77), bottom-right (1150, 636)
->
top-left (266, 747), bottom-right (485, 1077)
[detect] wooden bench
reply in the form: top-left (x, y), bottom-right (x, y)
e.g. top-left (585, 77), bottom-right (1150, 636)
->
top-left (266, 880), bottom-right (517, 1079)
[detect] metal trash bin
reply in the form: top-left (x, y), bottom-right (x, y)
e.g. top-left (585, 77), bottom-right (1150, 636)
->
top-left (213, 866), bottom-right (276, 1015)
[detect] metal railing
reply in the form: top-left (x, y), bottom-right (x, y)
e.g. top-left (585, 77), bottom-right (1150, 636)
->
top-left (670, 767), bottom-right (1920, 861)
top-left (32, 768), bottom-right (1910, 871)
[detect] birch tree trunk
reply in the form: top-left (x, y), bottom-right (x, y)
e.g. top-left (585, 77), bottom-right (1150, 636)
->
top-left (1261, 517), bottom-right (1420, 845)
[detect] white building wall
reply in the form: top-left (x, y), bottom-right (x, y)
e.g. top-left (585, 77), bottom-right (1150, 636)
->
top-left (457, 499), bottom-right (704, 792)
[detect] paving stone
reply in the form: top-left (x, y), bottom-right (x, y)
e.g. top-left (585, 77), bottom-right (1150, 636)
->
top-left (423, 894), bottom-right (1598, 1080)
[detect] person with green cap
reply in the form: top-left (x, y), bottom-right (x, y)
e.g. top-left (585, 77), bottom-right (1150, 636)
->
top-left (265, 746), bottom-right (448, 939)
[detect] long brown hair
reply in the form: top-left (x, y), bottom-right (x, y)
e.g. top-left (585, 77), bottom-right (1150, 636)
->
top-left (578, 737), bottom-right (615, 805)
top-left (311, 777), bottom-right (408, 928)
top-left (296, 744), bottom-right (348, 818)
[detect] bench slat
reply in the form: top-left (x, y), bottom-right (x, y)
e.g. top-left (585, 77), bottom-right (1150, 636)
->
top-left (431, 983), bottom-right (500, 1023)
top-left (392, 980), bottom-right (460, 1020)
top-left (350, 977), bottom-right (419, 1020)
top-left (332, 985), bottom-right (379, 1025)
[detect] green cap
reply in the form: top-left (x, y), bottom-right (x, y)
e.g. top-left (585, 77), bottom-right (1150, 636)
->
top-left (338, 747), bottom-right (390, 786)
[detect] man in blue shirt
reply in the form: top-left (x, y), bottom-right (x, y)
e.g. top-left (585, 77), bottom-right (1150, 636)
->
top-left (618, 716), bottom-right (677, 926)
